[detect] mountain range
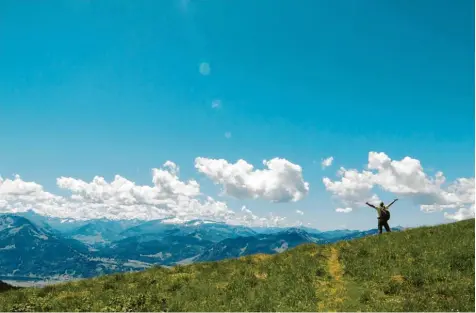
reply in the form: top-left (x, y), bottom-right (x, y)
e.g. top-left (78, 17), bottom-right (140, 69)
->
top-left (0, 210), bottom-right (404, 283)
top-left (0, 215), bottom-right (151, 281)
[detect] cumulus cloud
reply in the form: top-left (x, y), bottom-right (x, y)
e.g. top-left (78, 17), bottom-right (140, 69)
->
top-left (194, 157), bottom-right (310, 202)
top-left (0, 174), bottom-right (62, 210)
top-left (296, 210), bottom-right (304, 215)
top-left (368, 152), bottom-right (446, 198)
top-left (0, 162), bottom-right (291, 227)
top-left (335, 207), bottom-right (352, 213)
top-left (234, 206), bottom-right (287, 228)
top-left (444, 204), bottom-right (475, 221)
top-left (323, 167), bottom-right (379, 207)
top-left (321, 156), bottom-right (334, 169)
top-left (323, 152), bottom-right (475, 221)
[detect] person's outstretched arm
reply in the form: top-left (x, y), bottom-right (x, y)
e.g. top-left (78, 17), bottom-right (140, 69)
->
top-left (386, 198), bottom-right (398, 209)
top-left (365, 202), bottom-right (377, 209)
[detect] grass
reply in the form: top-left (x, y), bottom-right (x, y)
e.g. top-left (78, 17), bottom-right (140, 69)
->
top-left (0, 219), bottom-right (474, 312)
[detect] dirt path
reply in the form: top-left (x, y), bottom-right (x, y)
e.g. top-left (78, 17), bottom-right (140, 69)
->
top-left (328, 247), bottom-right (343, 281)
top-left (315, 247), bottom-right (347, 312)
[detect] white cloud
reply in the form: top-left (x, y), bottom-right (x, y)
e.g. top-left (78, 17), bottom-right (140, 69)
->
top-left (224, 132), bottom-right (232, 139)
top-left (199, 62), bottom-right (210, 76)
top-left (56, 161), bottom-right (201, 208)
top-left (0, 174), bottom-right (63, 213)
top-left (296, 210), bottom-right (304, 215)
top-left (323, 167), bottom-right (378, 207)
top-left (0, 162), bottom-right (291, 227)
top-left (195, 157), bottom-right (310, 202)
top-left (323, 152), bottom-right (475, 221)
top-left (368, 152), bottom-right (445, 198)
top-left (0, 163), bottom-right (231, 222)
top-left (211, 100), bottom-right (221, 109)
top-left (420, 177), bottom-right (475, 213)
top-left (321, 156), bottom-right (334, 169)
top-left (444, 204), bottom-right (475, 221)
top-left (231, 206), bottom-right (287, 228)
top-left (54, 161), bottom-right (233, 222)
top-left (335, 207), bottom-right (352, 213)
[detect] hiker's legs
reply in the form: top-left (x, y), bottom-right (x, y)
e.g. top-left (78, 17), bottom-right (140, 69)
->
top-left (384, 221), bottom-right (391, 232)
top-left (378, 220), bottom-right (383, 234)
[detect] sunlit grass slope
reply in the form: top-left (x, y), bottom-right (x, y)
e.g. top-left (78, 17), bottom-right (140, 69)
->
top-left (0, 219), bottom-right (474, 312)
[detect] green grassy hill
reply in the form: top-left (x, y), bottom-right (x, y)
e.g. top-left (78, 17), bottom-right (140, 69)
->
top-left (1, 219), bottom-right (474, 312)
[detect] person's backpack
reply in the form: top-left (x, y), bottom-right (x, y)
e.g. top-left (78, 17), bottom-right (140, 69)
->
top-left (380, 208), bottom-right (390, 221)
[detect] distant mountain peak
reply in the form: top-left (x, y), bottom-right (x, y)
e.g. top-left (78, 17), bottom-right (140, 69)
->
top-left (183, 219), bottom-right (219, 226)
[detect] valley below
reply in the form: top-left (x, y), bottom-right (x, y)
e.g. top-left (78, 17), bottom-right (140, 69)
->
top-left (1, 210), bottom-right (404, 286)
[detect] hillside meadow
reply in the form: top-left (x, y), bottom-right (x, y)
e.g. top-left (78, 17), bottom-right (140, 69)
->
top-left (0, 218), bottom-right (474, 312)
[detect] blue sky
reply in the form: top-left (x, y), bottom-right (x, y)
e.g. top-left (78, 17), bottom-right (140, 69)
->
top-left (0, 0), bottom-right (474, 230)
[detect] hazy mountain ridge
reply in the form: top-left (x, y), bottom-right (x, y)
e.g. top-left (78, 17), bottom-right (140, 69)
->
top-left (0, 214), bottom-right (150, 279)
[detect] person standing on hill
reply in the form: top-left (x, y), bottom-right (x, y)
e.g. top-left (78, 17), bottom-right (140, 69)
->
top-left (365, 199), bottom-right (398, 234)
